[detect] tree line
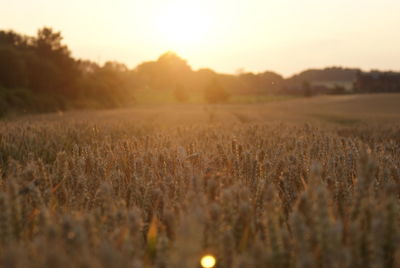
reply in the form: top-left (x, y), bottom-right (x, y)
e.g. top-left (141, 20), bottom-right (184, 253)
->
top-left (1, 27), bottom-right (399, 115)
top-left (0, 27), bottom-right (137, 115)
top-left (353, 71), bottom-right (400, 93)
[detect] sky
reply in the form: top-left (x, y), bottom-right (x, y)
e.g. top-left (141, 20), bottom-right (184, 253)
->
top-left (1, 0), bottom-right (400, 76)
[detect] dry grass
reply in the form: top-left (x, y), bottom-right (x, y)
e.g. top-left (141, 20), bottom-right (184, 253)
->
top-left (0, 94), bottom-right (399, 267)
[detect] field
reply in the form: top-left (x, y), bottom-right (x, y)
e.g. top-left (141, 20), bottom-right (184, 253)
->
top-left (0, 94), bottom-right (399, 267)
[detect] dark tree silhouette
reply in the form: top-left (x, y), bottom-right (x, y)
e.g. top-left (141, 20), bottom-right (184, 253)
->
top-left (0, 46), bottom-right (27, 88)
top-left (0, 27), bottom-right (136, 114)
top-left (33, 27), bottom-right (78, 95)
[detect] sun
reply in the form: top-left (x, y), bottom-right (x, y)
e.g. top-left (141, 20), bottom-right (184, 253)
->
top-left (156, 2), bottom-right (211, 46)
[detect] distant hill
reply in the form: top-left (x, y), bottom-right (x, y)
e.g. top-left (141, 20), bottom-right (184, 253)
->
top-left (285, 67), bottom-right (360, 91)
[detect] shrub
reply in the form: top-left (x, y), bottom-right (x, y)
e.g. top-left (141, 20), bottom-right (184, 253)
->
top-left (204, 78), bottom-right (230, 103)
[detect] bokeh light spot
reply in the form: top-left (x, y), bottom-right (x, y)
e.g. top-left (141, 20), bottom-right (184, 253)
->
top-left (200, 254), bottom-right (216, 268)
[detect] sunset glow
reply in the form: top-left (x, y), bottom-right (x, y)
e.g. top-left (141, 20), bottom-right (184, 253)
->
top-left (155, 1), bottom-right (212, 47)
top-left (1, 0), bottom-right (400, 75)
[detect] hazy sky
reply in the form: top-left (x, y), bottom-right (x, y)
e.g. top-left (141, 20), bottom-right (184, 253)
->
top-left (2, 0), bottom-right (400, 76)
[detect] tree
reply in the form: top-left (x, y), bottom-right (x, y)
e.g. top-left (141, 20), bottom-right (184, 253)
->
top-left (204, 78), bottom-right (229, 103)
top-left (33, 27), bottom-right (79, 95)
top-left (0, 30), bottom-right (30, 49)
top-left (302, 81), bottom-right (313, 97)
top-left (0, 46), bottom-right (27, 88)
top-left (134, 51), bottom-right (193, 91)
top-left (35, 27), bottom-right (70, 59)
top-left (173, 84), bottom-right (189, 102)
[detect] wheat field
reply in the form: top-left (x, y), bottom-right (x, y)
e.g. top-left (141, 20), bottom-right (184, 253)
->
top-left (0, 94), bottom-right (399, 268)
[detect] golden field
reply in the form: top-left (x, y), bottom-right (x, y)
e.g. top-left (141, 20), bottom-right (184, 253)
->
top-left (0, 94), bottom-right (399, 267)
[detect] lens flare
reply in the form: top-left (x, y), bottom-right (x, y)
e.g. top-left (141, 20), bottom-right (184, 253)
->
top-left (200, 254), bottom-right (216, 268)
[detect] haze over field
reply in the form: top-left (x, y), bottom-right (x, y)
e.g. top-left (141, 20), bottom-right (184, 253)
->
top-left (2, 0), bottom-right (400, 75)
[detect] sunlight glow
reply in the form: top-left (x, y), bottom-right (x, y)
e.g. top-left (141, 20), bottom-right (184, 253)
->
top-left (155, 1), bottom-right (212, 47)
top-left (200, 254), bottom-right (216, 268)
top-left (3, 0), bottom-right (400, 75)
